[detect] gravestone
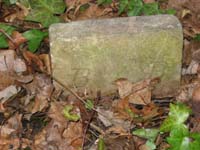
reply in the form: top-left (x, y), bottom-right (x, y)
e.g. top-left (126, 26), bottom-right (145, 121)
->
top-left (49, 15), bottom-right (183, 97)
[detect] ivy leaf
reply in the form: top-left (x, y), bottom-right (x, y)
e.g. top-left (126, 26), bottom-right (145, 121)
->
top-left (132, 128), bottom-right (159, 142)
top-left (85, 99), bottom-right (94, 110)
top-left (143, 2), bottom-right (161, 15)
top-left (62, 105), bottom-right (80, 121)
top-left (167, 127), bottom-right (190, 150)
top-left (23, 29), bottom-right (48, 52)
top-left (189, 133), bottom-right (200, 149)
top-left (145, 140), bottom-right (156, 150)
top-left (118, 0), bottom-right (129, 14)
top-left (127, 0), bottom-right (143, 16)
top-left (0, 23), bottom-right (16, 48)
top-left (133, 129), bottom-right (159, 150)
top-left (160, 103), bottom-right (191, 132)
top-left (25, 0), bottom-right (66, 27)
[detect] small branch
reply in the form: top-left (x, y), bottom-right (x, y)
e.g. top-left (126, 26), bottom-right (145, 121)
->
top-left (53, 77), bottom-right (115, 118)
top-left (0, 29), bottom-right (16, 47)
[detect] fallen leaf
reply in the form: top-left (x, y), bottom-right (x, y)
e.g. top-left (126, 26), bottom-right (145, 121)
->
top-left (0, 72), bottom-right (15, 91)
top-left (115, 78), bottom-right (159, 105)
top-left (39, 54), bottom-right (51, 74)
top-left (8, 31), bottom-right (27, 50)
top-left (0, 85), bottom-right (20, 109)
top-left (62, 122), bottom-right (83, 148)
top-left (31, 74), bottom-right (54, 113)
top-left (0, 50), bottom-right (27, 74)
top-left (143, 0), bottom-right (155, 4)
top-left (75, 4), bottom-right (107, 20)
top-left (128, 87), bottom-right (151, 105)
top-left (192, 85), bottom-right (200, 117)
top-left (48, 102), bottom-right (70, 123)
top-left (22, 50), bottom-right (45, 72)
top-left (32, 101), bottom-right (83, 150)
top-left (114, 78), bottom-right (133, 99)
top-left (168, 0), bottom-right (188, 10)
top-left (0, 50), bottom-right (16, 72)
top-left (33, 120), bottom-right (71, 150)
top-left (97, 107), bottom-right (132, 130)
top-left (14, 58), bottom-right (27, 73)
top-left (0, 113), bottom-right (22, 149)
top-left (182, 60), bottom-right (199, 75)
top-left (103, 134), bottom-right (135, 150)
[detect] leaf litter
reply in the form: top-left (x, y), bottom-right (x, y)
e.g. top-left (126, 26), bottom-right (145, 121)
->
top-left (0, 0), bottom-right (200, 150)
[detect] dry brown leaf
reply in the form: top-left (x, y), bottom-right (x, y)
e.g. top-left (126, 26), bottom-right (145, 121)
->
top-left (48, 102), bottom-right (67, 123)
top-left (182, 60), bottom-right (199, 75)
top-left (114, 78), bottom-right (133, 98)
top-left (22, 50), bottom-right (45, 72)
top-left (14, 58), bottom-right (27, 73)
top-left (65, 0), bottom-right (90, 8)
top-left (128, 87), bottom-right (151, 105)
top-left (32, 120), bottom-right (71, 150)
top-left (0, 50), bottom-right (16, 72)
top-left (115, 78), bottom-right (159, 105)
top-left (75, 4), bottom-right (106, 20)
top-left (0, 85), bottom-right (20, 112)
top-left (168, 0), bottom-right (187, 9)
top-left (39, 54), bottom-right (51, 74)
top-left (65, 0), bottom-right (76, 8)
top-left (15, 74), bottom-right (33, 83)
top-left (62, 122), bottom-right (83, 148)
top-left (0, 113), bottom-right (22, 149)
top-left (103, 135), bottom-right (135, 150)
top-left (192, 85), bottom-right (200, 117)
top-left (0, 72), bottom-right (15, 91)
top-left (97, 107), bottom-right (132, 130)
top-left (29, 74), bottom-right (53, 113)
top-left (8, 31), bottom-right (27, 50)
top-left (168, 0), bottom-right (200, 38)
top-left (0, 50), bottom-right (27, 91)
top-left (105, 126), bottom-right (127, 136)
top-left (0, 50), bottom-right (27, 74)
top-left (143, 0), bottom-right (155, 3)
top-left (32, 101), bottom-right (83, 150)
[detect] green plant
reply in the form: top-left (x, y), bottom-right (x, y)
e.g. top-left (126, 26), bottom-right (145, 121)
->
top-left (160, 103), bottom-right (200, 150)
top-left (98, 0), bottom-right (176, 16)
top-left (85, 99), bottom-right (94, 110)
top-left (0, 23), bottom-right (16, 48)
top-left (0, 23), bottom-right (48, 52)
top-left (25, 0), bottom-right (66, 27)
top-left (23, 29), bottom-right (48, 52)
top-left (132, 128), bottom-right (159, 150)
top-left (119, 0), bottom-right (176, 16)
top-left (132, 103), bottom-right (200, 150)
top-left (3, 0), bottom-right (66, 27)
top-left (62, 105), bottom-right (80, 121)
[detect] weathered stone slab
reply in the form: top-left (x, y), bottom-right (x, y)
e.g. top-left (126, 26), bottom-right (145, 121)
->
top-left (49, 15), bottom-right (183, 97)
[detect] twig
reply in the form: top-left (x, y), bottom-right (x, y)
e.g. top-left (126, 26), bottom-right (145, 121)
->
top-left (0, 29), bottom-right (17, 47)
top-left (53, 77), bottom-right (110, 118)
